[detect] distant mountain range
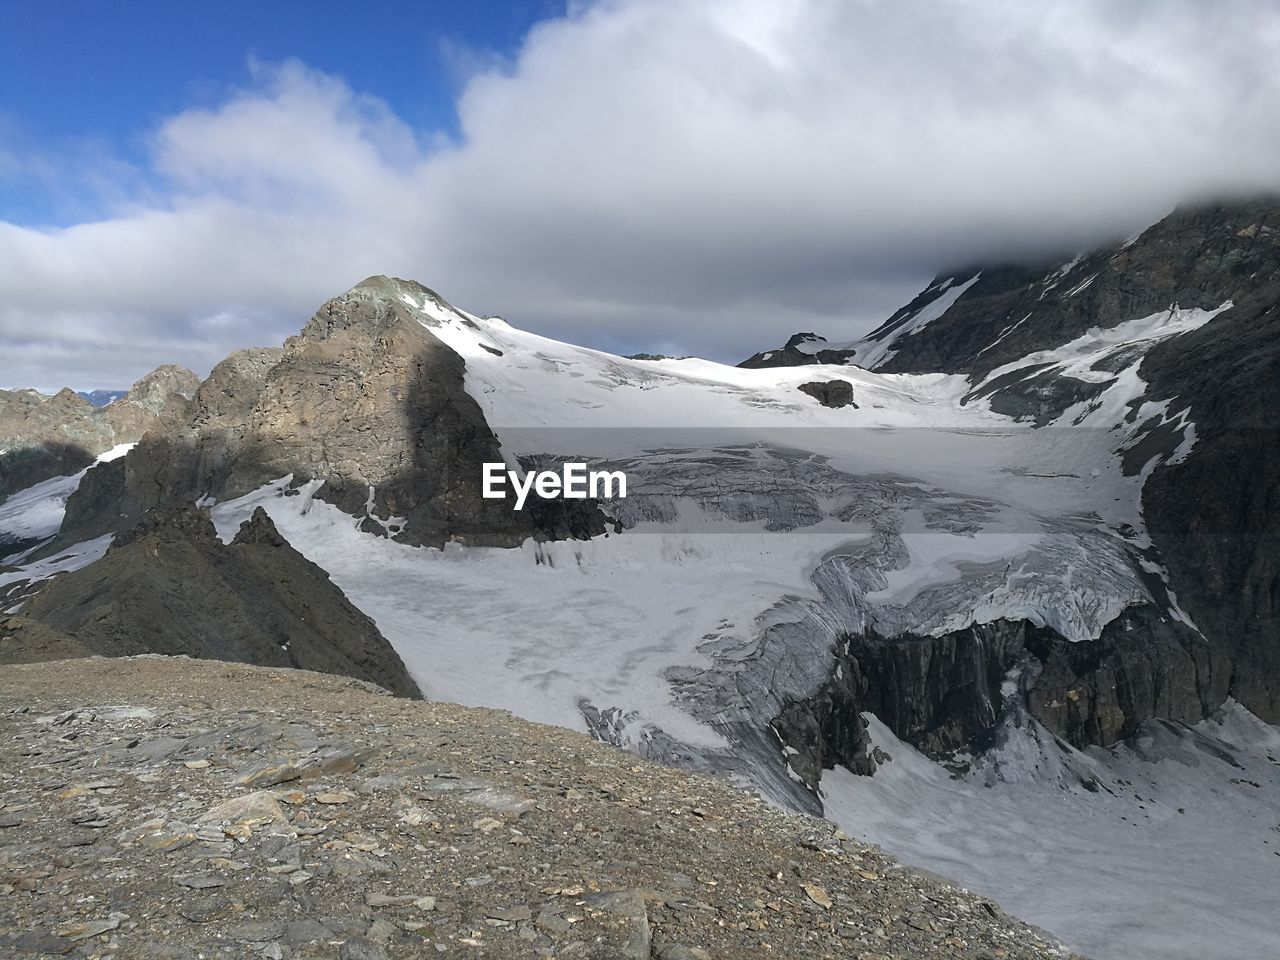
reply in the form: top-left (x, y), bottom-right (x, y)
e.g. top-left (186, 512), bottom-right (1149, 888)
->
top-left (77, 389), bottom-right (129, 407)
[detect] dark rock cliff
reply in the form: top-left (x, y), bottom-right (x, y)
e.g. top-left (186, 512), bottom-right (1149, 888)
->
top-left (774, 604), bottom-right (1222, 793)
top-left (0, 504), bottom-right (421, 698)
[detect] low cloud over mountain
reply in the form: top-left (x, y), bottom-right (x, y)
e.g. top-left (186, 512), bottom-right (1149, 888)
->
top-left (3, 0), bottom-right (1279, 388)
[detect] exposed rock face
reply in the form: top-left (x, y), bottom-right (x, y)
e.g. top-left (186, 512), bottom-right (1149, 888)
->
top-left (739, 332), bottom-right (855, 368)
top-left (772, 605), bottom-right (1221, 795)
top-left (0, 366), bottom-right (199, 500)
top-left (796, 380), bottom-right (856, 408)
top-left (59, 277), bottom-right (542, 549)
top-left (0, 504), bottom-right (420, 698)
top-left (1139, 256), bottom-right (1280, 723)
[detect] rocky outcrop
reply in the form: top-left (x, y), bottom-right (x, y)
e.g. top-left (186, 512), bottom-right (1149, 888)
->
top-left (772, 604), bottom-right (1220, 794)
top-left (0, 366), bottom-right (199, 501)
top-left (0, 657), bottom-right (1080, 960)
top-left (796, 380), bottom-right (857, 408)
top-left (738, 333), bottom-right (856, 368)
top-left (0, 504), bottom-right (420, 698)
top-left (59, 277), bottom-right (545, 549)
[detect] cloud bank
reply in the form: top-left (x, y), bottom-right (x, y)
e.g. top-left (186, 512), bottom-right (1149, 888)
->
top-left (3, 0), bottom-right (1279, 389)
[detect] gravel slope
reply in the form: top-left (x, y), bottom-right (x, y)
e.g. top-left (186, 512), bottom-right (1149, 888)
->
top-left (0, 657), bottom-right (1081, 959)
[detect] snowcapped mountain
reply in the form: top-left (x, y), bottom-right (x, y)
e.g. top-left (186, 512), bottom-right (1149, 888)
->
top-left (1, 198), bottom-right (1278, 959)
top-left (77, 389), bottom-right (129, 407)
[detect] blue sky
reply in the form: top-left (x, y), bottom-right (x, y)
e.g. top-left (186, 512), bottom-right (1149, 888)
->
top-left (2, 0), bottom-right (1278, 390)
top-left (0, 0), bottom-right (562, 226)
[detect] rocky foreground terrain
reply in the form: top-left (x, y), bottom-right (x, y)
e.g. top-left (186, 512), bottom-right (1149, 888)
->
top-left (0, 658), bottom-right (1079, 960)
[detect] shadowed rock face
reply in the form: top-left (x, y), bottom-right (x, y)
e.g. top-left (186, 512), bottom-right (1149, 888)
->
top-left (60, 277), bottom-right (545, 549)
top-left (0, 366), bottom-right (199, 501)
top-left (1139, 253), bottom-right (1280, 723)
top-left (0, 504), bottom-right (420, 698)
top-left (772, 606), bottom-right (1225, 795)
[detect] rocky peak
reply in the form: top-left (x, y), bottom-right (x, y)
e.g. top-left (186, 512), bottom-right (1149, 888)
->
top-left (293, 276), bottom-right (459, 345)
top-left (231, 505), bottom-right (287, 548)
top-left (48, 387), bottom-right (93, 412)
top-left (867, 195), bottom-right (1280, 378)
top-left (123, 364), bottom-right (200, 412)
top-left (784, 332), bottom-right (826, 351)
top-left (1, 364), bottom-right (204, 501)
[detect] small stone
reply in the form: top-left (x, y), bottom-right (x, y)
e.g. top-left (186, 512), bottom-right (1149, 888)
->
top-left (314, 791), bottom-right (354, 804)
top-left (486, 904), bottom-right (533, 922)
top-left (200, 790), bottom-right (292, 834)
top-left (283, 918), bottom-right (332, 944)
top-left (56, 912), bottom-right (126, 941)
top-left (801, 883), bottom-right (832, 909)
top-left (235, 762), bottom-right (304, 788)
top-left (11, 932), bottom-right (74, 955)
top-left (365, 892), bottom-right (416, 906)
top-left (179, 895), bottom-right (237, 923)
top-left (228, 920), bottom-right (286, 941)
top-left (536, 911), bottom-right (572, 935)
top-left (140, 830), bottom-right (197, 852)
top-left (177, 875), bottom-right (227, 889)
top-left (367, 918), bottom-right (398, 944)
top-left (339, 938), bottom-right (389, 960)
top-left (183, 759), bottom-right (212, 769)
top-left (313, 746), bottom-right (377, 777)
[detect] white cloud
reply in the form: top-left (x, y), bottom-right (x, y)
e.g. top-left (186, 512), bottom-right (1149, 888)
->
top-left (3, 0), bottom-right (1279, 389)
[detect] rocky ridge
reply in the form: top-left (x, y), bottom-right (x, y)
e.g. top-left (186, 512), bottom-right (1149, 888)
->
top-left (0, 366), bottom-right (199, 502)
top-left (0, 506), bottom-right (420, 699)
top-left (0, 657), bottom-right (1080, 960)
